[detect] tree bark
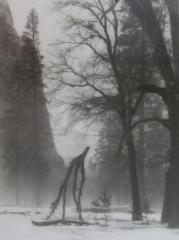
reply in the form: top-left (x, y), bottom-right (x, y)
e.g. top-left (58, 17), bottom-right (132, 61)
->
top-left (137, 97), bottom-right (149, 213)
top-left (126, 133), bottom-right (143, 221)
top-left (137, 125), bottom-right (149, 213)
top-left (124, 0), bottom-right (179, 227)
top-left (162, 97), bottom-right (179, 227)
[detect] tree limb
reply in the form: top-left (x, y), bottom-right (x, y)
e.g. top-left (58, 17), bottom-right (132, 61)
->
top-left (137, 84), bottom-right (168, 105)
top-left (115, 117), bottom-right (169, 161)
top-left (125, 0), bottom-right (176, 86)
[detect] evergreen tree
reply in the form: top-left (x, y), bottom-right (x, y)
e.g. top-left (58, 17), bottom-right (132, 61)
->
top-left (3, 58), bottom-right (22, 205)
top-left (20, 8), bottom-right (65, 207)
top-left (3, 7), bottom-right (65, 206)
top-left (20, 9), bottom-right (50, 207)
top-left (0, 0), bottom-right (20, 203)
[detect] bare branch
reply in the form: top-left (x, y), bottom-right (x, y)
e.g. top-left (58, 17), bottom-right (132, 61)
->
top-left (138, 84), bottom-right (168, 105)
top-left (115, 117), bottom-right (169, 161)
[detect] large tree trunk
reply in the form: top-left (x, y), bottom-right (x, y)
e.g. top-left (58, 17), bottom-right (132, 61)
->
top-left (126, 133), bottom-right (143, 221)
top-left (124, 0), bottom-right (179, 228)
top-left (137, 99), bottom-right (149, 213)
top-left (137, 127), bottom-right (149, 213)
top-left (162, 97), bottom-right (179, 227)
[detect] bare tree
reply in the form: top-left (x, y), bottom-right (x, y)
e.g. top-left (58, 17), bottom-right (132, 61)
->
top-left (115, 0), bottom-right (179, 228)
top-left (49, 0), bottom-right (166, 221)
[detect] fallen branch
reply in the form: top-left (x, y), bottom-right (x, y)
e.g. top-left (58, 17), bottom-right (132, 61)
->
top-left (47, 147), bottom-right (90, 221)
top-left (32, 219), bottom-right (92, 227)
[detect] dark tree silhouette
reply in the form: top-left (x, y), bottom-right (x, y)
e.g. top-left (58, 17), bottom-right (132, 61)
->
top-left (119, 0), bottom-right (179, 227)
top-left (51, 0), bottom-right (152, 221)
top-left (48, 147), bottom-right (90, 222)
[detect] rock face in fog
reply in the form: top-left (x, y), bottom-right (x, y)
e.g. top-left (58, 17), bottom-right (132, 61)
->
top-left (0, 0), bottom-right (65, 205)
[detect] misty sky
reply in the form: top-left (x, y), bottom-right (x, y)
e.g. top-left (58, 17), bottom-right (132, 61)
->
top-left (7, 0), bottom-right (96, 162)
top-left (8, 0), bottom-right (57, 54)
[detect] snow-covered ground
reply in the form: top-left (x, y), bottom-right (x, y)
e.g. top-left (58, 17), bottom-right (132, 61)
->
top-left (0, 207), bottom-right (179, 240)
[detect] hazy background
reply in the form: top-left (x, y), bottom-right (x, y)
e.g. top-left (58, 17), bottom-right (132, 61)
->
top-left (8, 0), bottom-right (97, 162)
top-left (8, 0), bottom-right (56, 54)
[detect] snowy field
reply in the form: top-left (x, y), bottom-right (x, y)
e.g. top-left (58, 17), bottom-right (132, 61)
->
top-left (0, 207), bottom-right (179, 240)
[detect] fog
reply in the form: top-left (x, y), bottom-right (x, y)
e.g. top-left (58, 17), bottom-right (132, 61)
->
top-left (7, 0), bottom-right (98, 162)
top-left (8, 0), bottom-right (56, 53)
top-left (0, 0), bottom-right (167, 218)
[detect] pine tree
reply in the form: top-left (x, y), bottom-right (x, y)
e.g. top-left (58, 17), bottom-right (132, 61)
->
top-left (19, 9), bottom-right (49, 207)
top-left (19, 9), bottom-right (65, 207)
top-left (3, 58), bottom-right (22, 205)
top-left (1, 4), bottom-right (65, 206)
top-left (0, 0), bottom-right (21, 204)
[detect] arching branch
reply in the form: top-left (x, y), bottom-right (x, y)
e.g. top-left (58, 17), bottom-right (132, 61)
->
top-left (115, 117), bottom-right (169, 160)
top-left (138, 84), bottom-right (167, 100)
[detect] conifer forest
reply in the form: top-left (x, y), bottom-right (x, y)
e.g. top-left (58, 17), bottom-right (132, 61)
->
top-left (1, 0), bottom-right (179, 239)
